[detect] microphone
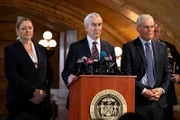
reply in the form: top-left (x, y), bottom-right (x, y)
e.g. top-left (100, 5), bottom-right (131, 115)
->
top-left (99, 51), bottom-right (112, 74)
top-left (76, 56), bottom-right (87, 76)
top-left (76, 56), bottom-right (87, 63)
top-left (92, 58), bottom-right (100, 74)
top-left (108, 54), bottom-right (124, 75)
top-left (85, 58), bottom-right (94, 65)
top-left (99, 51), bottom-right (118, 75)
top-left (76, 59), bottom-right (84, 63)
top-left (108, 55), bottom-right (115, 68)
top-left (100, 51), bottom-right (107, 61)
top-left (84, 58), bottom-right (94, 75)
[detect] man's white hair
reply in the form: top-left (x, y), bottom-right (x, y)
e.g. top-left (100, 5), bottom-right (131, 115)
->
top-left (136, 14), bottom-right (154, 26)
top-left (84, 12), bottom-right (103, 28)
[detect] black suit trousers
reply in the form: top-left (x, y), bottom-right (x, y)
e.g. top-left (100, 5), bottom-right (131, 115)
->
top-left (135, 101), bottom-right (164, 120)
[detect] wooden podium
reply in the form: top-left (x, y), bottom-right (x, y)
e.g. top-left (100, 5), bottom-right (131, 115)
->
top-left (68, 75), bottom-right (136, 120)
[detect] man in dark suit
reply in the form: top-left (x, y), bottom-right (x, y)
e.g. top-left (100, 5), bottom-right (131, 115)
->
top-left (154, 23), bottom-right (180, 120)
top-left (121, 14), bottom-right (171, 120)
top-left (61, 12), bottom-right (117, 108)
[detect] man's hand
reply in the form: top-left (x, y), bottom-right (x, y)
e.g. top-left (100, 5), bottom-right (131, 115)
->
top-left (143, 89), bottom-right (156, 100)
top-left (68, 74), bottom-right (76, 84)
top-left (171, 74), bottom-right (180, 83)
top-left (150, 88), bottom-right (163, 101)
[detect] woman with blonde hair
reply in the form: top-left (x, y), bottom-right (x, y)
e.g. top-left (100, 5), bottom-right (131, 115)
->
top-left (4, 16), bottom-right (53, 120)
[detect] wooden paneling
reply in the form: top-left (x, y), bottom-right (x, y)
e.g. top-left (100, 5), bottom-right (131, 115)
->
top-left (0, 41), bottom-right (14, 59)
top-left (0, 77), bottom-right (7, 115)
top-left (0, 60), bottom-right (5, 77)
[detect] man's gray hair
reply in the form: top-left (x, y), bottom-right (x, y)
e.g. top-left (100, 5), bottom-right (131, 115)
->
top-left (84, 12), bottom-right (103, 28)
top-left (136, 14), bottom-right (154, 26)
top-left (154, 23), bottom-right (161, 31)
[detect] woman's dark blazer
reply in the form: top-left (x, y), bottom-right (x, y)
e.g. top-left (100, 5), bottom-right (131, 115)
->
top-left (4, 40), bottom-right (53, 106)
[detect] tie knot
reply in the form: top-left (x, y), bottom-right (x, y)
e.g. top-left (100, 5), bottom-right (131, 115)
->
top-left (145, 42), bottom-right (150, 47)
top-left (92, 41), bottom-right (97, 45)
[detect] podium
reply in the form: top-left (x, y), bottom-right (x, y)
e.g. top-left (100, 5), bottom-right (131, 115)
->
top-left (68, 75), bottom-right (136, 120)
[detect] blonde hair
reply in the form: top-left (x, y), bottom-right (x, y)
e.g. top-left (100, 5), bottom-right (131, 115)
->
top-left (16, 16), bottom-right (33, 29)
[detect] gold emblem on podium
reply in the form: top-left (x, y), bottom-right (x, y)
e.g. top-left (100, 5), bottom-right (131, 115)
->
top-left (90, 89), bottom-right (127, 120)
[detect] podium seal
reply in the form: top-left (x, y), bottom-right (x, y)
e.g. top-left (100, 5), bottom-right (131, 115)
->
top-left (90, 89), bottom-right (127, 120)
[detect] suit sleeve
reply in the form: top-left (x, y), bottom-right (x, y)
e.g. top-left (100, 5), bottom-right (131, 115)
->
top-left (121, 43), bottom-right (146, 91)
top-left (172, 45), bottom-right (180, 74)
top-left (61, 44), bottom-right (77, 86)
top-left (110, 46), bottom-right (120, 74)
top-left (121, 43), bottom-right (132, 75)
top-left (4, 47), bottom-right (35, 100)
top-left (160, 44), bottom-right (172, 92)
top-left (172, 45), bottom-right (180, 84)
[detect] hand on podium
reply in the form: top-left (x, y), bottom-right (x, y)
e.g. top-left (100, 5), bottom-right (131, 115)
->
top-left (68, 74), bottom-right (76, 84)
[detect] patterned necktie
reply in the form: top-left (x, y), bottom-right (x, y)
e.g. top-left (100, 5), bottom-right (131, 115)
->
top-left (92, 42), bottom-right (99, 59)
top-left (145, 42), bottom-right (155, 87)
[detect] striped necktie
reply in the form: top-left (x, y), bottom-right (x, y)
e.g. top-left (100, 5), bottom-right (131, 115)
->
top-left (92, 42), bottom-right (99, 59)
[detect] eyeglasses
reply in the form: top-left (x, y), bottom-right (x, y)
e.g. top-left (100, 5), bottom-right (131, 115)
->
top-left (139, 25), bottom-right (154, 29)
top-left (154, 30), bottom-right (159, 33)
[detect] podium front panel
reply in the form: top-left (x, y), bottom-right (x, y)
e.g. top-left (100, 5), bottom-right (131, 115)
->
top-left (69, 75), bottom-right (135, 120)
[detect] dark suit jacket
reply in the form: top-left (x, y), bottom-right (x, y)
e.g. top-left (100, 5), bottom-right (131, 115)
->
top-left (61, 37), bottom-right (117, 86)
top-left (4, 40), bottom-right (53, 107)
top-left (121, 37), bottom-right (171, 108)
top-left (161, 40), bottom-right (180, 106)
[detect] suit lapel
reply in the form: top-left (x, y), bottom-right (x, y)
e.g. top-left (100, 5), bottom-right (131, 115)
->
top-left (16, 40), bottom-right (37, 72)
top-left (151, 39), bottom-right (159, 62)
top-left (34, 44), bottom-right (40, 70)
top-left (100, 40), bottom-right (104, 51)
top-left (83, 38), bottom-right (93, 58)
top-left (134, 38), bottom-right (147, 66)
top-left (151, 40), bottom-right (160, 82)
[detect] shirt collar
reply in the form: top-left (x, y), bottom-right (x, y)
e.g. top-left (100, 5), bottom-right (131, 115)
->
top-left (87, 35), bottom-right (100, 45)
top-left (139, 36), bottom-right (152, 45)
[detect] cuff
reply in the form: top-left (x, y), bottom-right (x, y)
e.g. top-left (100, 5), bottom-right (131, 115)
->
top-left (159, 87), bottom-right (165, 94)
top-left (141, 88), bottom-right (147, 95)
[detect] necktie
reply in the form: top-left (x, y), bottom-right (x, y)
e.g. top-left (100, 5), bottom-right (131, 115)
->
top-left (92, 42), bottom-right (99, 59)
top-left (145, 42), bottom-right (155, 87)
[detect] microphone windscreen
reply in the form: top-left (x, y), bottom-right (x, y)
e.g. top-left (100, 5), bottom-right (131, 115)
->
top-left (86, 58), bottom-right (94, 64)
top-left (76, 56), bottom-right (87, 63)
top-left (93, 59), bottom-right (99, 62)
top-left (104, 56), bottom-right (111, 61)
top-left (77, 59), bottom-right (84, 63)
top-left (108, 55), bottom-right (113, 61)
top-left (82, 56), bottom-right (87, 60)
top-left (100, 51), bottom-right (107, 60)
